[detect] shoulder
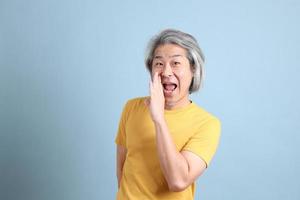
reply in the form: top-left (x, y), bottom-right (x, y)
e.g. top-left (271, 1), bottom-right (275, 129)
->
top-left (122, 96), bottom-right (148, 112)
top-left (191, 103), bottom-right (221, 128)
top-left (125, 96), bottom-right (148, 107)
top-left (126, 96), bottom-right (148, 105)
top-left (188, 104), bottom-right (222, 144)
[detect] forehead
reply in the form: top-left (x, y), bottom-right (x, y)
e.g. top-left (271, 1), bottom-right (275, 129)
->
top-left (153, 44), bottom-right (187, 59)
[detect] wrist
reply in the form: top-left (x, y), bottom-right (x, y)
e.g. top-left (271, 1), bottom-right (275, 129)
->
top-left (153, 116), bottom-right (166, 125)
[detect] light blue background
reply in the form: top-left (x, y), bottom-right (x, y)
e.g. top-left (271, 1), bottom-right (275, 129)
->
top-left (1, 0), bottom-right (300, 199)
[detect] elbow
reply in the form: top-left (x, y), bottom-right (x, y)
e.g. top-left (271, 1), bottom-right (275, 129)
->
top-left (168, 180), bottom-right (189, 192)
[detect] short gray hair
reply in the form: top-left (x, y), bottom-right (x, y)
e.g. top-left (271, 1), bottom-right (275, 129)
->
top-left (145, 29), bottom-right (205, 93)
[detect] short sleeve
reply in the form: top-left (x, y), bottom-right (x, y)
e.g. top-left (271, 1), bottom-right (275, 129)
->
top-left (114, 101), bottom-right (131, 147)
top-left (182, 117), bottom-right (221, 167)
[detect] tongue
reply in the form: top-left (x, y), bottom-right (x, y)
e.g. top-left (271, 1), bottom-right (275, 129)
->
top-left (164, 84), bottom-right (176, 91)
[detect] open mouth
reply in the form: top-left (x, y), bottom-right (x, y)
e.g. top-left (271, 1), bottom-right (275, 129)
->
top-left (162, 83), bottom-right (177, 92)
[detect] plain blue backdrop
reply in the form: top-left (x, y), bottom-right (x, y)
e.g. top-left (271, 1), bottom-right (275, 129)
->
top-left (1, 0), bottom-right (300, 199)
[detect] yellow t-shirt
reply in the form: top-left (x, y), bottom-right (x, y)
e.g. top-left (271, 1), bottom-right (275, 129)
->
top-left (115, 97), bottom-right (221, 200)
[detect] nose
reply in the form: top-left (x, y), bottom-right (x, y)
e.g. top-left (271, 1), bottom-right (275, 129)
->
top-left (161, 63), bottom-right (173, 77)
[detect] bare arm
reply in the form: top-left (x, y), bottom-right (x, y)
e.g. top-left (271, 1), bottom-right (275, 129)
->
top-left (146, 72), bottom-right (207, 192)
top-left (116, 145), bottom-right (127, 188)
top-left (154, 119), bottom-right (206, 192)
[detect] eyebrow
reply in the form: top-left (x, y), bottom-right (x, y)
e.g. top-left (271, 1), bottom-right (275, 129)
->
top-left (154, 54), bottom-right (184, 59)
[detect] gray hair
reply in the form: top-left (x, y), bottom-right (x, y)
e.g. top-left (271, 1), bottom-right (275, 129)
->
top-left (145, 29), bottom-right (205, 93)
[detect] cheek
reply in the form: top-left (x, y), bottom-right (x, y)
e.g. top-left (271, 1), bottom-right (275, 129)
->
top-left (176, 71), bottom-right (193, 87)
top-left (176, 70), bottom-right (185, 77)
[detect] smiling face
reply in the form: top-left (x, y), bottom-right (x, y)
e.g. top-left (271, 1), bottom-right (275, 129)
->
top-left (151, 44), bottom-right (194, 109)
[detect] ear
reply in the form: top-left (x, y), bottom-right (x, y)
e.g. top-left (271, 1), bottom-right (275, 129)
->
top-left (190, 64), bottom-right (196, 73)
top-left (191, 66), bottom-right (196, 77)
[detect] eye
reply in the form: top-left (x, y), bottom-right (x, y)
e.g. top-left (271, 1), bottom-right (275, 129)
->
top-left (155, 62), bottom-right (163, 67)
top-left (173, 61), bottom-right (181, 66)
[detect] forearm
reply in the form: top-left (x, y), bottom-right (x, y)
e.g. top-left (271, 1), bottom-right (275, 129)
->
top-left (116, 145), bottom-right (127, 189)
top-left (154, 118), bottom-right (189, 190)
top-left (117, 168), bottom-right (122, 188)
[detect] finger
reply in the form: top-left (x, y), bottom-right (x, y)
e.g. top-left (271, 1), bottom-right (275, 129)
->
top-left (149, 79), bottom-right (153, 93)
top-left (149, 79), bottom-right (153, 88)
top-left (158, 74), bottom-right (162, 84)
top-left (152, 72), bottom-right (158, 84)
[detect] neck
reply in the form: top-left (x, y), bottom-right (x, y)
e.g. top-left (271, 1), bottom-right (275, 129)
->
top-left (164, 95), bottom-right (191, 110)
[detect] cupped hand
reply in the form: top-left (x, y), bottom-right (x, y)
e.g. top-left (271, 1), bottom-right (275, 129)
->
top-left (145, 72), bottom-right (165, 123)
